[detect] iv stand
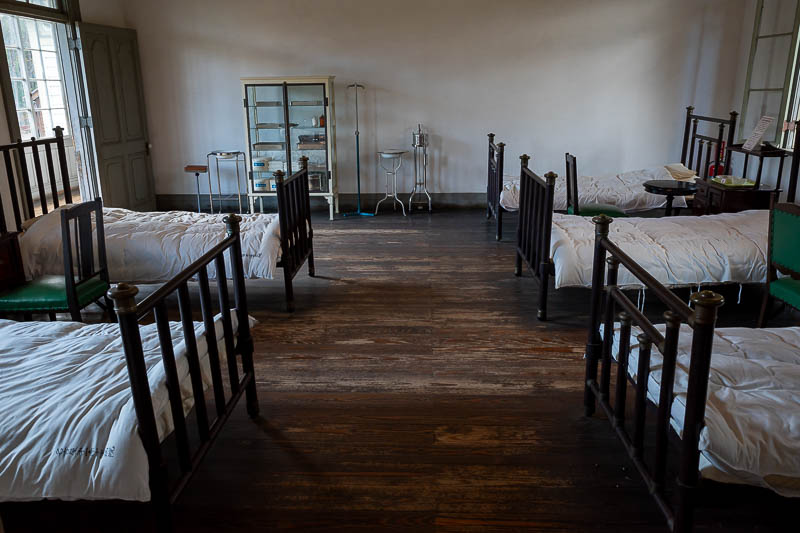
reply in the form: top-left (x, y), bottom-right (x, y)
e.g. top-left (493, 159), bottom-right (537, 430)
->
top-left (343, 83), bottom-right (374, 217)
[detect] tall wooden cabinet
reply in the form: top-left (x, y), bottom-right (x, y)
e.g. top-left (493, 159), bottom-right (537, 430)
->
top-left (241, 76), bottom-right (338, 220)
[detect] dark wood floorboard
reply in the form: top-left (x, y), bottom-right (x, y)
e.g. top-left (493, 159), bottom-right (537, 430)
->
top-left (2, 209), bottom-right (796, 532)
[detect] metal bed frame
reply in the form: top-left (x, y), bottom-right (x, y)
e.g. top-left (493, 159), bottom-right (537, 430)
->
top-left (1, 216), bottom-right (257, 532)
top-left (516, 108), bottom-right (757, 321)
top-left (486, 133), bottom-right (506, 240)
top-left (0, 131), bottom-right (314, 313)
top-left (583, 213), bottom-right (725, 533)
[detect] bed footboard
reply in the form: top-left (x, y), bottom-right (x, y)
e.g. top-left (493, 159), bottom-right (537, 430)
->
top-left (583, 213), bottom-right (725, 533)
top-left (108, 214), bottom-right (258, 532)
top-left (514, 154), bottom-right (557, 320)
top-left (274, 156), bottom-right (315, 312)
top-left (487, 133), bottom-right (505, 240)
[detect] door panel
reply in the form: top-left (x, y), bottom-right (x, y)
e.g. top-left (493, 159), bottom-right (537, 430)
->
top-left (78, 22), bottom-right (155, 211)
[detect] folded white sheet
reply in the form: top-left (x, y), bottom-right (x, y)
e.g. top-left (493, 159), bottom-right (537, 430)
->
top-left (19, 207), bottom-right (281, 283)
top-left (550, 210), bottom-right (768, 289)
top-left (0, 313), bottom-right (244, 502)
top-left (499, 165), bottom-right (689, 212)
top-left (609, 324), bottom-right (800, 496)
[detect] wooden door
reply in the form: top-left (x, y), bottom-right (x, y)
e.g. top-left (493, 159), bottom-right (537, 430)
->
top-left (76, 23), bottom-right (155, 210)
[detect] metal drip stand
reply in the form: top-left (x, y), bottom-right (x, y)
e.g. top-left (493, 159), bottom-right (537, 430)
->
top-left (408, 124), bottom-right (432, 213)
top-left (343, 83), bottom-right (374, 217)
top-left (206, 150), bottom-right (247, 213)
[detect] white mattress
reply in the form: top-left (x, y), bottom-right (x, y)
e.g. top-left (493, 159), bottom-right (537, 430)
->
top-left (19, 207), bottom-right (281, 283)
top-left (609, 324), bottom-right (800, 496)
top-left (551, 210), bottom-right (768, 289)
top-left (0, 313), bottom-right (246, 502)
top-left (499, 165), bottom-right (688, 212)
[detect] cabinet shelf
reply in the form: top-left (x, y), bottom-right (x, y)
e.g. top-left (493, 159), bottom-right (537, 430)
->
top-left (254, 101), bottom-right (282, 107)
top-left (290, 100), bottom-right (323, 106)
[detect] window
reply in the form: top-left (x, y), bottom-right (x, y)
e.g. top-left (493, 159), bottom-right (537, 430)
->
top-left (14, 1), bottom-right (59, 8)
top-left (1, 13), bottom-right (69, 139)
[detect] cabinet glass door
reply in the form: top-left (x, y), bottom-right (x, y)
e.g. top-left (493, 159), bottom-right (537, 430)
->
top-left (287, 83), bottom-right (329, 193)
top-left (246, 84), bottom-right (287, 191)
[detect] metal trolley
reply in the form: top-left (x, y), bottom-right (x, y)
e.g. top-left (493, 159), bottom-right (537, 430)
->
top-left (204, 150), bottom-right (247, 213)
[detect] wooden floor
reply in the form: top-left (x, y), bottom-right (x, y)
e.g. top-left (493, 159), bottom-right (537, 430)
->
top-left (2, 209), bottom-right (796, 532)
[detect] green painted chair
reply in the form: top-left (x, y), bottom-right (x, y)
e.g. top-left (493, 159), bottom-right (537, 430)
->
top-left (758, 202), bottom-right (800, 327)
top-left (565, 153), bottom-right (628, 218)
top-left (0, 198), bottom-right (112, 322)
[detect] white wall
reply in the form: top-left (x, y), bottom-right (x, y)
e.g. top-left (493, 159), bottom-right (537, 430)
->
top-left (79, 0), bottom-right (748, 198)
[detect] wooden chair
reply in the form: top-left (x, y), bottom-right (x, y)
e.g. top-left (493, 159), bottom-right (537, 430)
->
top-left (0, 198), bottom-right (112, 321)
top-left (565, 153), bottom-right (627, 217)
top-left (758, 202), bottom-right (800, 327)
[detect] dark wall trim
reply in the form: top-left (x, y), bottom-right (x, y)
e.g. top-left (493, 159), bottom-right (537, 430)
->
top-left (156, 193), bottom-right (486, 213)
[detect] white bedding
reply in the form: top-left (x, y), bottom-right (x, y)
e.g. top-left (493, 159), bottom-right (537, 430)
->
top-left (18, 207), bottom-right (281, 283)
top-left (610, 324), bottom-right (800, 496)
top-left (0, 313), bottom-right (246, 502)
top-left (551, 210), bottom-right (768, 289)
top-left (499, 166), bottom-right (689, 212)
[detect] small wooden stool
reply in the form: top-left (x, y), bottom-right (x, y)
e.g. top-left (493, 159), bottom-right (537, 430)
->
top-left (184, 164), bottom-right (209, 212)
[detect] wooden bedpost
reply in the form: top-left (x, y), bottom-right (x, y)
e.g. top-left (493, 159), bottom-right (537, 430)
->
top-left (681, 106), bottom-right (694, 165)
top-left (108, 283), bottom-right (172, 532)
top-left (537, 171), bottom-right (557, 320)
top-left (300, 156), bottom-right (315, 277)
top-left (515, 154), bottom-right (530, 277)
top-left (495, 142), bottom-right (505, 241)
top-left (225, 214), bottom-right (259, 418)
top-left (487, 133), bottom-right (495, 220)
top-left (787, 120), bottom-right (800, 203)
top-left (583, 214), bottom-right (612, 416)
top-left (724, 111), bottom-right (738, 176)
top-left (674, 290), bottom-right (724, 533)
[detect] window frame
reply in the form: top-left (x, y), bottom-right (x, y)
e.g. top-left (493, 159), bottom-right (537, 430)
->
top-left (739, 0), bottom-right (800, 147)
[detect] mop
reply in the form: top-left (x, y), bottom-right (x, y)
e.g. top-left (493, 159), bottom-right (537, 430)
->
top-left (343, 83), bottom-right (374, 217)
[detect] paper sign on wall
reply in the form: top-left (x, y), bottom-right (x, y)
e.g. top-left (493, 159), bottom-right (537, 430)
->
top-left (742, 116), bottom-right (774, 151)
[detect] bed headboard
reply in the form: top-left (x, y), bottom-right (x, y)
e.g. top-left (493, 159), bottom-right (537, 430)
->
top-left (680, 106), bottom-right (738, 179)
top-left (0, 126), bottom-right (74, 234)
top-left (583, 213), bottom-right (725, 532)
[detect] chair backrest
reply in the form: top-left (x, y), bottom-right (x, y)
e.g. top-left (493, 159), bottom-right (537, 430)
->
top-left (769, 202), bottom-right (800, 279)
top-left (565, 153), bottom-right (579, 215)
top-left (61, 198), bottom-right (109, 305)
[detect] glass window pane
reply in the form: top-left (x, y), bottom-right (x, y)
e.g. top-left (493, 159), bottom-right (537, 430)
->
top-left (50, 108), bottom-right (67, 134)
top-left (744, 90), bottom-right (783, 141)
top-left (30, 80), bottom-right (47, 109)
top-left (22, 49), bottom-right (39, 79)
top-left (1, 15), bottom-right (20, 48)
top-left (30, 0), bottom-right (58, 7)
top-left (36, 21), bottom-right (55, 51)
top-left (41, 50), bottom-right (59, 79)
top-left (17, 110), bottom-right (33, 138)
top-left (759, 0), bottom-right (798, 35)
top-left (19, 18), bottom-right (38, 50)
top-left (11, 79), bottom-right (29, 109)
top-left (37, 108), bottom-right (53, 137)
top-left (6, 48), bottom-right (23, 78)
top-left (750, 34), bottom-right (792, 89)
top-left (46, 80), bottom-right (62, 106)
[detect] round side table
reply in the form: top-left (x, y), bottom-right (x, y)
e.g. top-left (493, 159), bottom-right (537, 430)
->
top-left (643, 180), bottom-right (697, 216)
top-left (376, 150), bottom-right (408, 216)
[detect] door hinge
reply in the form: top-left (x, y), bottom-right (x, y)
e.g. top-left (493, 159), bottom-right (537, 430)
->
top-left (324, 97), bottom-right (329, 107)
top-left (68, 37), bottom-right (81, 51)
top-left (79, 116), bottom-right (93, 128)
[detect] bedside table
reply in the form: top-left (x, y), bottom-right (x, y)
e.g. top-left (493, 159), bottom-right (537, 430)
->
top-left (692, 179), bottom-right (778, 215)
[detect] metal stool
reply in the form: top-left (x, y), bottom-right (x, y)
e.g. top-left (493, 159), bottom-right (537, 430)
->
top-left (375, 150), bottom-right (407, 216)
top-left (184, 164), bottom-right (210, 212)
top-left (206, 150), bottom-right (247, 213)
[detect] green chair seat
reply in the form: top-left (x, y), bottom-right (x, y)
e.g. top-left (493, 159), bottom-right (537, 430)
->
top-left (769, 278), bottom-right (800, 311)
top-left (0, 275), bottom-right (109, 312)
top-left (567, 204), bottom-right (628, 218)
